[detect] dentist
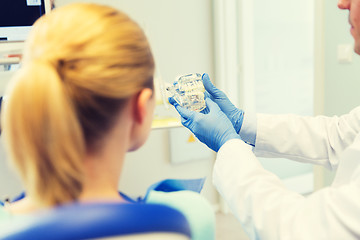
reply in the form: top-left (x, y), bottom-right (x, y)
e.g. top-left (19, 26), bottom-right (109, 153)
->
top-left (171, 0), bottom-right (360, 239)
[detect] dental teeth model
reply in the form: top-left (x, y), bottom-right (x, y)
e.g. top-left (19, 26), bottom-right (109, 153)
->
top-left (166, 73), bottom-right (206, 112)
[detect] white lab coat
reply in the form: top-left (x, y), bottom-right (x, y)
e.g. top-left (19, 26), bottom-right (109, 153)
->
top-left (213, 106), bottom-right (360, 240)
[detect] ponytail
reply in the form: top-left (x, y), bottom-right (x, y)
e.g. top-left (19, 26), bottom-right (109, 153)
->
top-left (2, 60), bottom-right (85, 206)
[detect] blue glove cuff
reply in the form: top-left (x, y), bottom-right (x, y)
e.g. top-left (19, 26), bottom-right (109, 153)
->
top-left (217, 131), bottom-right (241, 152)
top-left (234, 110), bottom-right (245, 134)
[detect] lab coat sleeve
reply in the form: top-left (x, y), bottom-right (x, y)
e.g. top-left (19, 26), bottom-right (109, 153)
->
top-left (254, 106), bottom-right (360, 170)
top-left (213, 139), bottom-right (360, 240)
top-left (239, 111), bottom-right (257, 146)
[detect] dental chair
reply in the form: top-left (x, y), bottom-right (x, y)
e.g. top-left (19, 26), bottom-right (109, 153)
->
top-left (1, 202), bottom-right (192, 240)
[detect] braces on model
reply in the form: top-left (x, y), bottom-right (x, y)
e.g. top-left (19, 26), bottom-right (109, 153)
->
top-left (166, 73), bottom-right (206, 112)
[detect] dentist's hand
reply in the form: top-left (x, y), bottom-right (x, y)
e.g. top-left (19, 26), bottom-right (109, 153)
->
top-left (202, 73), bottom-right (244, 134)
top-left (170, 97), bottom-right (240, 152)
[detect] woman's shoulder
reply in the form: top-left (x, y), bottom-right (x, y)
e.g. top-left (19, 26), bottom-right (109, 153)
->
top-left (0, 205), bottom-right (11, 221)
top-left (147, 190), bottom-right (215, 240)
top-left (0, 206), bottom-right (15, 235)
top-left (147, 189), bottom-right (214, 211)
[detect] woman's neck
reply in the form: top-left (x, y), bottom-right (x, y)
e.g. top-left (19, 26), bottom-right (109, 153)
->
top-left (80, 114), bottom-right (130, 202)
top-left (79, 154), bottom-right (124, 202)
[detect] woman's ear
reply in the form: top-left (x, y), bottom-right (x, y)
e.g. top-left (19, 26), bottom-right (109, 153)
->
top-left (133, 88), bottom-right (153, 124)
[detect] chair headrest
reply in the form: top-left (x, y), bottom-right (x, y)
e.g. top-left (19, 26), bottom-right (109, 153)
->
top-left (2, 202), bottom-right (191, 240)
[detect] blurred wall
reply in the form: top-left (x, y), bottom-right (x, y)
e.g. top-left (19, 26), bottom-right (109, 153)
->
top-left (324, 2), bottom-right (360, 116)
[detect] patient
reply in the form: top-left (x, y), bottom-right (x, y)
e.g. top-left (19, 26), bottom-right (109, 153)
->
top-left (0, 3), bottom-right (214, 239)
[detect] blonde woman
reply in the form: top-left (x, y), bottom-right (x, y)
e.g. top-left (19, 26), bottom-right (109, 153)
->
top-left (0, 3), bottom-right (214, 239)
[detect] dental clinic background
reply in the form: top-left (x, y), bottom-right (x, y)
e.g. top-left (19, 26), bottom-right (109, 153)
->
top-left (0, 0), bottom-right (359, 221)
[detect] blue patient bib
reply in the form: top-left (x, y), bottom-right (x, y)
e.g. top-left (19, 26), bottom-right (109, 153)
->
top-left (120, 178), bottom-right (206, 203)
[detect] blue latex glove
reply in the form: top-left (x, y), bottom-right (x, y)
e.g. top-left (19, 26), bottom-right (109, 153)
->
top-left (202, 73), bottom-right (244, 134)
top-left (170, 97), bottom-right (240, 152)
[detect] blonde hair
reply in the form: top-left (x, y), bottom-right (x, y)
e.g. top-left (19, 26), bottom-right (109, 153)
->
top-left (2, 3), bottom-right (154, 207)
